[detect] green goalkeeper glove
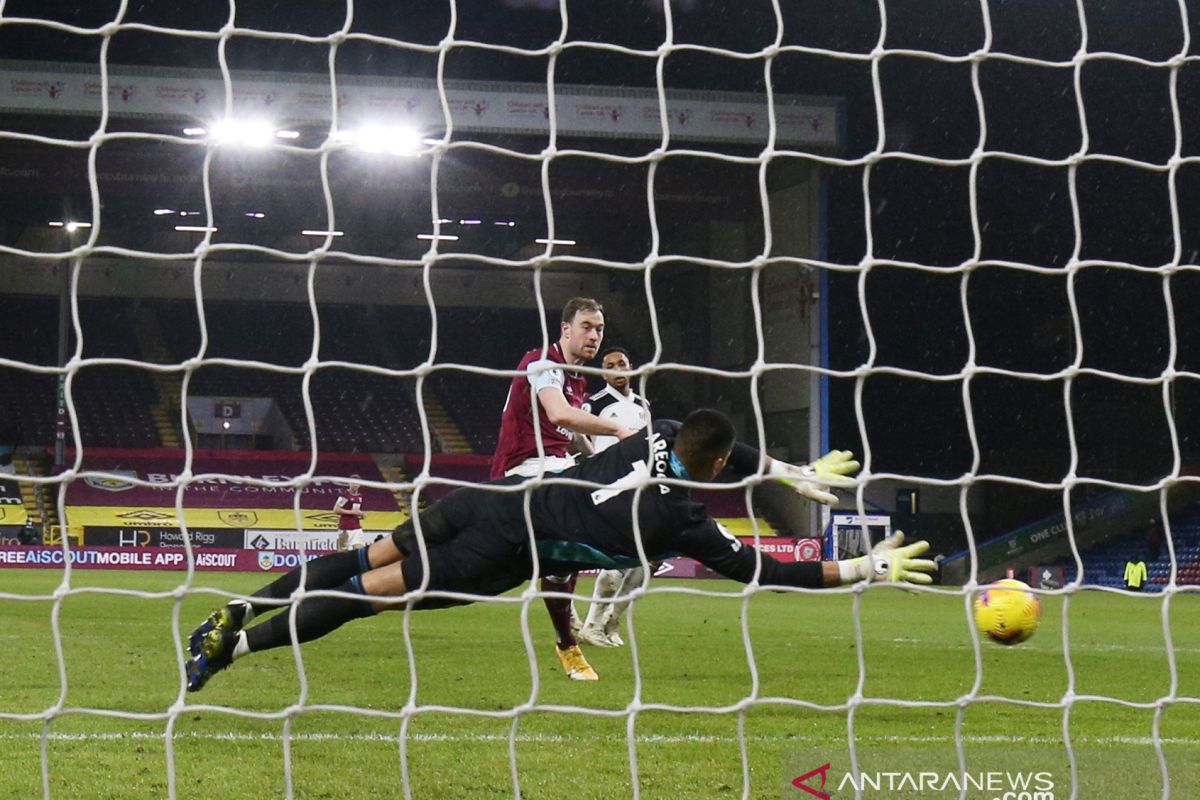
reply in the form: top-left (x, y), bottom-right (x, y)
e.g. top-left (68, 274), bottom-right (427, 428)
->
top-left (769, 450), bottom-right (860, 506)
top-left (838, 532), bottom-right (937, 585)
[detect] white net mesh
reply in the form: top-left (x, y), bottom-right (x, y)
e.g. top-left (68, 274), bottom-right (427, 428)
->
top-left (1, 1), bottom-right (1199, 798)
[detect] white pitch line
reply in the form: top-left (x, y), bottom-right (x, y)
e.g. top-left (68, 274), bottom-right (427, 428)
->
top-left (859, 634), bottom-right (1200, 656)
top-left (1, 731), bottom-right (1198, 747)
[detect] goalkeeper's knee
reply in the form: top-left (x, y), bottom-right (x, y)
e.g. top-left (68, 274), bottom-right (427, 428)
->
top-left (391, 508), bottom-right (452, 556)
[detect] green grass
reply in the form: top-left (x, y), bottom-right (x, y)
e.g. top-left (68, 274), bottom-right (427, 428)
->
top-left (3, 570), bottom-right (1200, 798)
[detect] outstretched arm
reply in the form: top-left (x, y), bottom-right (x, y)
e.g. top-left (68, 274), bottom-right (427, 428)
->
top-left (676, 521), bottom-right (935, 589)
top-left (721, 441), bottom-right (859, 507)
top-left (538, 386), bottom-right (634, 439)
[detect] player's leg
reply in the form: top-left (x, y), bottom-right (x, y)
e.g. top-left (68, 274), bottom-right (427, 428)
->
top-left (186, 518), bottom-right (529, 691)
top-left (186, 507), bottom-right (452, 657)
top-left (227, 521), bottom-right (523, 654)
top-left (579, 569), bottom-right (622, 647)
top-left (542, 572), bottom-right (579, 649)
top-left (570, 597), bottom-right (584, 635)
top-left (187, 561), bottom-right (400, 693)
top-left (541, 572), bottom-right (599, 680)
top-left (603, 565), bottom-right (647, 646)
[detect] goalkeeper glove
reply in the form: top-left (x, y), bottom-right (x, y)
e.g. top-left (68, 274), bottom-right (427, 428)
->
top-left (768, 450), bottom-right (860, 505)
top-left (837, 532), bottom-right (937, 585)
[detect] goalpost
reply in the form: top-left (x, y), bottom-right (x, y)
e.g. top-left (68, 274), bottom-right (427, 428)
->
top-left (1, 1), bottom-right (1198, 798)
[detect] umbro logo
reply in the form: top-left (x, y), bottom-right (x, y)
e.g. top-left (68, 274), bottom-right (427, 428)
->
top-left (116, 509), bottom-right (172, 522)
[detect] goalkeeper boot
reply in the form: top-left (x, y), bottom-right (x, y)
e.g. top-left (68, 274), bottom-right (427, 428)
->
top-left (578, 623), bottom-right (617, 648)
top-left (185, 628), bottom-right (238, 693)
top-left (555, 644), bottom-right (599, 681)
top-left (188, 601), bottom-right (248, 658)
top-left (602, 617), bottom-right (625, 648)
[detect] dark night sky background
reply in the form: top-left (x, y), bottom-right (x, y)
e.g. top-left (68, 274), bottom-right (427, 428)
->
top-left (2, 0), bottom-right (1199, 536)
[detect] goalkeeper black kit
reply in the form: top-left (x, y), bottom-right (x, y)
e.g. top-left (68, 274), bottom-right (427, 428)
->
top-left (526, 419), bottom-right (823, 588)
top-left (397, 419), bottom-right (825, 598)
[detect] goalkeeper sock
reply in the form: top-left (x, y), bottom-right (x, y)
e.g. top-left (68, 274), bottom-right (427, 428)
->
top-left (246, 549), bottom-right (372, 619)
top-left (542, 574), bottom-right (578, 648)
top-left (244, 575), bottom-right (377, 654)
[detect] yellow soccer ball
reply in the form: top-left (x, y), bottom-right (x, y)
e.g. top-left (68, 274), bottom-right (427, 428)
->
top-left (973, 578), bottom-right (1042, 645)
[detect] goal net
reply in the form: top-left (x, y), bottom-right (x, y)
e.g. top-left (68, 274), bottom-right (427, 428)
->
top-left (1, 1), bottom-right (1199, 798)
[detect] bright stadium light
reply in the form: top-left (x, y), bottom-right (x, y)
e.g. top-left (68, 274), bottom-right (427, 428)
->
top-left (153, 208), bottom-right (175, 216)
top-left (183, 126), bottom-right (206, 136)
top-left (245, 211), bottom-right (266, 219)
top-left (417, 233), bottom-right (459, 241)
top-left (459, 219), bottom-right (482, 225)
top-left (275, 129), bottom-right (300, 140)
top-left (210, 118), bottom-right (274, 147)
top-left (301, 229), bottom-right (344, 237)
top-left (175, 225), bottom-right (218, 233)
top-left (494, 220), bottom-right (516, 227)
top-left (339, 124), bottom-right (423, 156)
top-left (50, 221), bottom-right (91, 232)
top-left (536, 238), bottom-right (576, 246)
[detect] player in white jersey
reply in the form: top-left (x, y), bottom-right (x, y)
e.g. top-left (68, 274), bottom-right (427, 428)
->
top-left (578, 347), bottom-right (654, 648)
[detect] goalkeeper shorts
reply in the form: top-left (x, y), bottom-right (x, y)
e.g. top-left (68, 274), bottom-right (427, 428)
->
top-left (398, 520), bottom-right (533, 610)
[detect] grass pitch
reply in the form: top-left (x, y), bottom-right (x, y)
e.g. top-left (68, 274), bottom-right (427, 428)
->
top-left (2, 569), bottom-right (1200, 799)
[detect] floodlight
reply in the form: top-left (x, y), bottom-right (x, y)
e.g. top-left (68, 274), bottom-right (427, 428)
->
top-left (210, 118), bottom-right (274, 147)
top-left (341, 124), bottom-right (423, 156)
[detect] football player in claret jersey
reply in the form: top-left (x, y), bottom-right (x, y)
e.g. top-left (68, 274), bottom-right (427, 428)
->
top-left (579, 347), bottom-right (652, 648)
top-left (334, 476), bottom-right (367, 550)
top-left (490, 297), bottom-right (636, 681)
top-left (184, 409), bottom-right (936, 693)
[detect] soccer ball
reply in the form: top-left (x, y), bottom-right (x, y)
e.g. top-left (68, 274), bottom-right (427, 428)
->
top-left (973, 578), bottom-right (1041, 645)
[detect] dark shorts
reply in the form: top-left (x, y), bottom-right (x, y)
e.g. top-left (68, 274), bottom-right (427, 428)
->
top-left (399, 518), bottom-right (535, 610)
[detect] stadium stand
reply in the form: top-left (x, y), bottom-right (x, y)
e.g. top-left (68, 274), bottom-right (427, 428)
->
top-left (1, 296), bottom-right (635, 456)
top-left (1061, 510), bottom-right (1200, 590)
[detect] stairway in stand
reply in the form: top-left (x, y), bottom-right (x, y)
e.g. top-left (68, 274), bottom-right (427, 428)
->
top-left (373, 455), bottom-right (417, 518)
top-left (132, 309), bottom-right (182, 448)
top-left (13, 453), bottom-right (56, 533)
top-left (421, 392), bottom-right (472, 455)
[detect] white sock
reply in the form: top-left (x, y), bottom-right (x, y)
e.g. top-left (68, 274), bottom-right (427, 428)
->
top-left (231, 630), bottom-right (250, 661)
top-left (584, 570), bottom-right (621, 628)
top-left (234, 599), bottom-right (256, 625)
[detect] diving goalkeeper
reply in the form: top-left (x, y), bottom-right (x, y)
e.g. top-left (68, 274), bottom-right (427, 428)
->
top-left (185, 409), bottom-right (935, 691)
